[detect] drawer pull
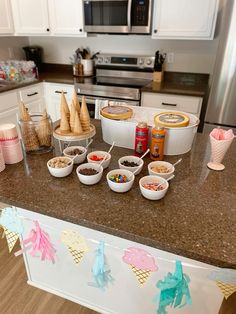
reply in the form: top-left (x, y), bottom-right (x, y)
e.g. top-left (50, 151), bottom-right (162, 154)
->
top-left (55, 91), bottom-right (67, 94)
top-left (161, 102), bottom-right (177, 107)
top-left (27, 92), bottom-right (38, 97)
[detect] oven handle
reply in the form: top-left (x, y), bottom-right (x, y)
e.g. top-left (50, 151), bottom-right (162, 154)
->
top-left (127, 0), bottom-right (132, 32)
top-left (77, 95), bottom-right (96, 104)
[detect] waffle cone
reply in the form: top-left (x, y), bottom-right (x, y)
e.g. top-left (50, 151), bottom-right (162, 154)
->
top-left (73, 89), bottom-right (80, 114)
top-left (19, 101), bottom-right (31, 122)
top-left (36, 110), bottom-right (52, 146)
top-left (130, 265), bottom-right (151, 286)
top-left (216, 281), bottom-right (236, 299)
top-left (60, 91), bottom-right (70, 121)
top-left (3, 227), bottom-right (19, 253)
top-left (70, 101), bottom-right (77, 131)
top-left (21, 123), bottom-right (40, 151)
top-left (60, 106), bottom-right (71, 134)
top-left (80, 96), bottom-right (90, 132)
top-left (73, 111), bottom-right (83, 134)
top-left (68, 246), bottom-right (85, 265)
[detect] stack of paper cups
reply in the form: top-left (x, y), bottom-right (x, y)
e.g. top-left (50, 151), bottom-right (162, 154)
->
top-left (0, 124), bottom-right (23, 164)
top-left (0, 145), bottom-right (5, 172)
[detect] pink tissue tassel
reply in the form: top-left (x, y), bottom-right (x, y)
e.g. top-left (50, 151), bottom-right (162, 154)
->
top-left (15, 221), bottom-right (56, 263)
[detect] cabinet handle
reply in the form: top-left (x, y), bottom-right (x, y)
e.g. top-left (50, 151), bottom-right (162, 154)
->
top-left (46, 28), bottom-right (50, 32)
top-left (27, 92), bottom-right (38, 97)
top-left (154, 29), bottom-right (157, 33)
top-left (161, 102), bottom-right (177, 107)
top-left (79, 29), bottom-right (83, 32)
top-left (55, 91), bottom-right (67, 94)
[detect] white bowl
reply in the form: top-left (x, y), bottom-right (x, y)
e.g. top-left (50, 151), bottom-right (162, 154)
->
top-left (63, 146), bottom-right (87, 164)
top-left (76, 162), bottom-right (103, 185)
top-left (47, 156), bottom-right (73, 178)
top-left (87, 151), bottom-right (111, 169)
top-left (106, 169), bottom-right (135, 193)
top-left (148, 161), bottom-right (175, 180)
top-left (139, 175), bottom-right (169, 200)
top-left (118, 155), bottom-right (144, 175)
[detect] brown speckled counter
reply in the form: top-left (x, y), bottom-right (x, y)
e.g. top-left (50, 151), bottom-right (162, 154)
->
top-left (0, 120), bottom-right (235, 269)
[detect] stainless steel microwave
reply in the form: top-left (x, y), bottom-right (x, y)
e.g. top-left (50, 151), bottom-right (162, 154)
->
top-left (83, 0), bottom-right (152, 34)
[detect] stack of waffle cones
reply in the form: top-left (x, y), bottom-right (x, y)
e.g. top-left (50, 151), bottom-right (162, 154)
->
top-left (36, 110), bottom-right (52, 147)
top-left (19, 101), bottom-right (40, 152)
top-left (59, 91), bottom-right (90, 135)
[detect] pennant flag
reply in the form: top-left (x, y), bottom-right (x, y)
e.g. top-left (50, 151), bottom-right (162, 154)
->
top-left (216, 281), bottom-right (236, 300)
top-left (153, 260), bottom-right (192, 314)
top-left (122, 247), bottom-right (158, 287)
top-left (15, 221), bottom-right (56, 263)
top-left (3, 226), bottom-right (19, 253)
top-left (61, 230), bottom-right (89, 266)
top-left (88, 241), bottom-right (114, 290)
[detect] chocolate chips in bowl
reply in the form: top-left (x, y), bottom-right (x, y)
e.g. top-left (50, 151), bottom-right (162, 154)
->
top-left (63, 146), bottom-right (87, 164)
top-left (76, 162), bottom-right (103, 185)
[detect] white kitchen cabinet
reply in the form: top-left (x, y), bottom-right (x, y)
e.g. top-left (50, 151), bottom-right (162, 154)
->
top-left (141, 92), bottom-right (203, 117)
top-left (48, 0), bottom-right (86, 36)
top-left (43, 82), bottom-right (74, 122)
top-left (18, 83), bottom-right (45, 112)
top-left (152, 0), bottom-right (219, 40)
top-left (0, 90), bottom-right (18, 125)
top-left (10, 0), bottom-right (50, 35)
top-left (0, 0), bottom-right (14, 34)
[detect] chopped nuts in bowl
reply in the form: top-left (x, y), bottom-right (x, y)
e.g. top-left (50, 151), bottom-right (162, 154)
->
top-left (47, 156), bottom-right (73, 178)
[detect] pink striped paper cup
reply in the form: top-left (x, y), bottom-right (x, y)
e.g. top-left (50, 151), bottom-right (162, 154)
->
top-left (2, 141), bottom-right (23, 164)
top-left (0, 123), bottom-right (18, 140)
top-left (0, 146), bottom-right (5, 172)
top-left (0, 137), bottom-right (20, 146)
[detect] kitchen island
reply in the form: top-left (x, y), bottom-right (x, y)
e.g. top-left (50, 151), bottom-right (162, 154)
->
top-left (0, 120), bottom-right (235, 314)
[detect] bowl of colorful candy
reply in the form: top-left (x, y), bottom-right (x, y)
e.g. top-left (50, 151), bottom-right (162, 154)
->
top-left (76, 163), bottom-right (103, 185)
top-left (47, 156), bottom-right (73, 178)
top-left (87, 151), bottom-right (111, 169)
top-left (148, 161), bottom-right (174, 180)
top-left (139, 175), bottom-right (169, 200)
top-left (63, 146), bottom-right (87, 164)
top-left (118, 155), bottom-right (144, 175)
top-left (106, 169), bottom-right (135, 193)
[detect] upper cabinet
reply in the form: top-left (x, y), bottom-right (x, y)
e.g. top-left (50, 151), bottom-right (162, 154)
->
top-left (152, 0), bottom-right (219, 40)
top-left (11, 0), bottom-right (50, 35)
top-left (0, 0), bottom-right (14, 34)
top-left (10, 0), bottom-right (86, 36)
top-left (48, 0), bottom-right (85, 36)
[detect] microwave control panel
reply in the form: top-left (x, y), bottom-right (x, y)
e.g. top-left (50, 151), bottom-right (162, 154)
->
top-left (132, 0), bottom-right (150, 26)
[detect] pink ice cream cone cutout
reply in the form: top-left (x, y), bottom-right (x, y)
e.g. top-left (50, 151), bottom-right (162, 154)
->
top-left (122, 247), bottom-right (158, 286)
top-left (207, 129), bottom-right (234, 171)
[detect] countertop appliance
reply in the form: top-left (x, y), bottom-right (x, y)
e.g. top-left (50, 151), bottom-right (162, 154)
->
top-left (204, 0), bottom-right (236, 133)
top-left (74, 54), bottom-right (154, 117)
top-left (83, 0), bottom-right (152, 34)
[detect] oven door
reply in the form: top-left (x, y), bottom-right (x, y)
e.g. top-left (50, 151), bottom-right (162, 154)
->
top-left (77, 94), bottom-right (139, 119)
top-left (83, 0), bottom-right (132, 33)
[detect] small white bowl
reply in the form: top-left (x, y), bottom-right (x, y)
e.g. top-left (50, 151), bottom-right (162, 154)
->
top-left (63, 146), bottom-right (87, 164)
top-left (87, 151), bottom-right (111, 169)
top-left (106, 169), bottom-right (135, 193)
top-left (118, 155), bottom-right (144, 175)
top-left (47, 156), bottom-right (73, 178)
top-left (139, 175), bottom-right (169, 200)
top-left (148, 161), bottom-right (175, 180)
top-left (76, 162), bottom-right (103, 185)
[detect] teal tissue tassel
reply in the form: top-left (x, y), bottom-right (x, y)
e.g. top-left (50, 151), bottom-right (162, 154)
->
top-left (153, 260), bottom-right (192, 314)
top-left (88, 241), bottom-right (114, 290)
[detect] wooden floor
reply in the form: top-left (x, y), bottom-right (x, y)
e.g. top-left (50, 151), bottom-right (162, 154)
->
top-left (0, 204), bottom-right (98, 314)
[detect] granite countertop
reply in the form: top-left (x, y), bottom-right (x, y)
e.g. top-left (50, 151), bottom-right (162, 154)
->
top-left (0, 120), bottom-right (235, 269)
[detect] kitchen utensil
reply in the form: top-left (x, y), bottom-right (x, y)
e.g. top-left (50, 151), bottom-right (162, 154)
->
top-left (85, 139), bottom-right (93, 149)
top-left (118, 155), bottom-right (144, 175)
top-left (155, 174), bottom-right (175, 190)
top-left (140, 148), bottom-right (150, 159)
top-left (87, 151), bottom-right (111, 169)
top-left (126, 162), bottom-right (143, 180)
top-left (139, 175), bottom-right (169, 201)
top-left (172, 158), bottom-right (182, 167)
top-left (148, 161), bottom-right (175, 180)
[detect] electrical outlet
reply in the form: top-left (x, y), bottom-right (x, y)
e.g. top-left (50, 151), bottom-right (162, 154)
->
top-left (167, 52), bottom-right (174, 64)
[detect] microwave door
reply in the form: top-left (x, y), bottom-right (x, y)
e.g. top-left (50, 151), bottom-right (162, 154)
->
top-left (83, 0), bottom-right (131, 33)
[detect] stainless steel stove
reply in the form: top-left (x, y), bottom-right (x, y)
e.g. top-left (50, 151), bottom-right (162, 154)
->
top-left (74, 54), bottom-right (154, 117)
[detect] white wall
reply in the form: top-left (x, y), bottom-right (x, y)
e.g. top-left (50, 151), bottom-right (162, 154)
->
top-left (0, 37), bottom-right (29, 60)
top-left (29, 35), bottom-right (219, 74)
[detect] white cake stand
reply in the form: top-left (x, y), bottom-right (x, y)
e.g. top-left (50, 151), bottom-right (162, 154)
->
top-left (53, 124), bottom-right (96, 153)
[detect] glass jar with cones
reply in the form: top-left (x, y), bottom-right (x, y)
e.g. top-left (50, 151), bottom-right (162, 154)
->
top-left (18, 104), bottom-right (54, 154)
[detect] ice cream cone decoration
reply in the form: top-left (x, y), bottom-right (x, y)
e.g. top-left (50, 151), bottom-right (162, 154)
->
top-left (19, 101), bottom-right (31, 122)
top-left (70, 101), bottom-right (77, 132)
top-left (122, 247), bottom-right (158, 287)
top-left (216, 281), bottom-right (236, 299)
top-left (73, 89), bottom-right (80, 115)
top-left (3, 226), bottom-right (19, 253)
top-left (61, 230), bottom-right (89, 266)
top-left (60, 105), bottom-right (71, 134)
top-left (36, 110), bottom-right (52, 147)
top-left (73, 111), bottom-right (83, 134)
top-left (80, 96), bottom-right (90, 132)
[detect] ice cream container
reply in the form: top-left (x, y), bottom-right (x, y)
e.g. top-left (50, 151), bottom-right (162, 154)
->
top-left (101, 106), bottom-right (199, 155)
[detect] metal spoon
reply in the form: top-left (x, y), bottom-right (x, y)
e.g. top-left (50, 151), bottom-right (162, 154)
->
top-left (140, 148), bottom-right (150, 159)
top-left (155, 174), bottom-right (175, 190)
top-left (172, 158), bottom-right (182, 167)
top-left (99, 141), bottom-right (115, 169)
top-left (85, 139), bottom-right (93, 150)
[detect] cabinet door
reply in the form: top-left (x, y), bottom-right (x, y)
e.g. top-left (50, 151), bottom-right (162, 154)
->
top-left (0, 0), bottom-right (14, 34)
top-left (48, 0), bottom-right (86, 36)
top-left (152, 0), bottom-right (219, 40)
top-left (43, 83), bottom-right (74, 122)
top-left (0, 107), bottom-right (19, 125)
top-left (11, 0), bottom-right (50, 35)
top-left (0, 90), bottom-right (18, 113)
